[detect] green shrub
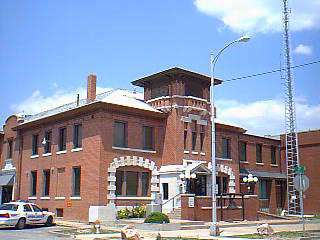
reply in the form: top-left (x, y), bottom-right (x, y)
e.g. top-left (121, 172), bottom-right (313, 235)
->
top-left (131, 206), bottom-right (146, 218)
top-left (117, 208), bottom-right (131, 219)
top-left (117, 206), bottom-right (146, 219)
top-left (144, 212), bottom-right (170, 224)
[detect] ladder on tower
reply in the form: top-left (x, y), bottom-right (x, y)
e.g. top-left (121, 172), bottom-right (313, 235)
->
top-left (282, 0), bottom-right (302, 215)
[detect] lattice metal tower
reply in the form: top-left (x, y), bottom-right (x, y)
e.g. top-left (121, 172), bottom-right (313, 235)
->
top-left (282, 0), bottom-right (302, 215)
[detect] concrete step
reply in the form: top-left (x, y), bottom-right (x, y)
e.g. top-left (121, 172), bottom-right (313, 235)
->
top-left (167, 208), bottom-right (182, 219)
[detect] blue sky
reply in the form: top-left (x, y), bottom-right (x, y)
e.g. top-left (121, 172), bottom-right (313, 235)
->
top-left (1, 0), bottom-right (319, 134)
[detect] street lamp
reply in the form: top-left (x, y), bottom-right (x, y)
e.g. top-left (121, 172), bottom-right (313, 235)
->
top-left (243, 174), bottom-right (258, 193)
top-left (210, 35), bottom-right (250, 236)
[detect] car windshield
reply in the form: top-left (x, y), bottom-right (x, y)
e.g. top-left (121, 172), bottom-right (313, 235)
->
top-left (0, 204), bottom-right (19, 211)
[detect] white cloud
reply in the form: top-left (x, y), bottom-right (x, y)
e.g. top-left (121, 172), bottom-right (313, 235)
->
top-left (194, 0), bottom-right (320, 33)
top-left (11, 86), bottom-right (112, 115)
top-left (293, 44), bottom-right (313, 55)
top-left (216, 98), bottom-right (320, 135)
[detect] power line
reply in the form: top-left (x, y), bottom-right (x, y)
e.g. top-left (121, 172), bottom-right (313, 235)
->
top-left (224, 60), bottom-right (320, 82)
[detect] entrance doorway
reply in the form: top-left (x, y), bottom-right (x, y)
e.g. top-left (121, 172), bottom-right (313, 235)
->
top-left (1, 186), bottom-right (13, 204)
top-left (187, 174), bottom-right (207, 196)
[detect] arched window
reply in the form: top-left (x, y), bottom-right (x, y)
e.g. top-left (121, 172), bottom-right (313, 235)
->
top-left (115, 166), bottom-right (150, 197)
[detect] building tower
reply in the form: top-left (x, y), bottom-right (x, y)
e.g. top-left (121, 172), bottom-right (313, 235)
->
top-left (282, 0), bottom-right (302, 215)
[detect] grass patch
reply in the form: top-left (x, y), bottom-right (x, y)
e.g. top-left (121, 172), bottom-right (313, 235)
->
top-left (313, 214), bottom-right (320, 219)
top-left (235, 231), bottom-right (311, 239)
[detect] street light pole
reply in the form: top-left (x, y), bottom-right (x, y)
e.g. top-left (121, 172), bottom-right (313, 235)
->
top-left (210, 36), bottom-right (250, 236)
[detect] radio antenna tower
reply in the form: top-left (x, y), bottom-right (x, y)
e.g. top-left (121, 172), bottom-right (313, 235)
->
top-left (282, 0), bottom-right (302, 215)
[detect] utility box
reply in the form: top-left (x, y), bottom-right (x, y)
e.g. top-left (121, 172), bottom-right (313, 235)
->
top-left (89, 205), bottom-right (117, 223)
top-left (146, 203), bottom-right (162, 216)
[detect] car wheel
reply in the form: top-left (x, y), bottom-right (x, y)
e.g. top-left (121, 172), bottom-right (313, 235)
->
top-left (45, 216), bottom-right (53, 227)
top-left (15, 218), bottom-right (26, 230)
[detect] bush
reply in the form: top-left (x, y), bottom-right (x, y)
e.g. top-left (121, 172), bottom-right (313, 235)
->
top-left (117, 208), bottom-right (131, 219)
top-left (117, 206), bottom-right (146, 219)
top-left (131, 206), bottom-right (146, 218)
top-left (144, 212), bottom-right (170, 224)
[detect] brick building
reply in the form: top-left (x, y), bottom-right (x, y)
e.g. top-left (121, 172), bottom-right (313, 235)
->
top-left (0, 67), bottom-right (318, 221)
top-left (281, 129), bottom-right (320, 215)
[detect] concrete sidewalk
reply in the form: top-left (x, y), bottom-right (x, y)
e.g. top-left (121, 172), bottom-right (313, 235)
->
top-left (55, 219), bottom-right (320, 240)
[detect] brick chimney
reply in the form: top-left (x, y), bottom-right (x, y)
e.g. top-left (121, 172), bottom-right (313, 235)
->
top-left (87, 74), bottom-right (97, 101)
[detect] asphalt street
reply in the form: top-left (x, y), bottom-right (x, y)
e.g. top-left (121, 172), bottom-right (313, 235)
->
top-left (0, 225), bottom-right (70, 240)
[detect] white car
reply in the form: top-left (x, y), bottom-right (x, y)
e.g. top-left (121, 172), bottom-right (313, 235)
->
top-left (0, 201), bottom-right (55, 229)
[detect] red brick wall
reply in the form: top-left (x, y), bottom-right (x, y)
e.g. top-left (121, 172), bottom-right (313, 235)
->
top-left (294, 130), bottom-right (320, 214)
top-left (1, 115), bottom-right (19, 169)
top-left (280, 130), bottom-right (320, 214)
top-left (181, 194), bottom-right (259, 222)
top-left (0, 115), bottom-right (20, 199)
top-left (160, 108), bottom-right (211, 166)
top-left (239, 134), bottom-right (282, 173)
top-left (17, 109), bottom-right (164, 221)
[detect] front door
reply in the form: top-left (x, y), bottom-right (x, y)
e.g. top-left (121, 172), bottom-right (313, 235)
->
top-left (187, 175), bottom-right (207, 196)
top-left (1, 186), bottom-right (13, 204)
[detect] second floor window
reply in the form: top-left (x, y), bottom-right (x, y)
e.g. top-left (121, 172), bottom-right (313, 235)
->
top-left (142, 126), bottom-right (154, 150)
top-left (256, 144), bottom-right (263, 163)
top-left (200, 125), bottom-right (205, 152)
top-left (271, 146), bottom-right (277, 164)
top-left (222, 137), bottom-right (231, 159)
top-left (43, 169), bottom-right (50, 196)
top-left (7, 139), bottom-right (13, 159)
top-left (44, 131), bottom-right (52, 154)
top-left (72, 167), bottom-right (81, 196)
top-left (191, 121), bottom-right (197, 151)
top-left (184, 122), bottom-right (188, 150)
top-left (113, 121), bottom-right (127, 147)
top-left (32, 134), bottom-right (38, 155)
top-left (30, 171), bottom-right (37, 196)
top-left (239, 141), bottom-right (247, 162)
top-left (73, 124), bottom-right (82, 149)
top-left (58, 128), bottom-right (67, 151)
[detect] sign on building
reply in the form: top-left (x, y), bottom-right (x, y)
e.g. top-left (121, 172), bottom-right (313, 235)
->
top-left (188, 197), bottom-right (195, 208)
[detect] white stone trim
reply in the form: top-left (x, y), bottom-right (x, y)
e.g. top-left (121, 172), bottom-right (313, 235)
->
top-left (181, 113), bottom-right (208, 126)
top-left (107, 156), bottom-right (159, 204)
top-left (40, 196), bottom-right (50, 200)
top-left (55, 196), bottom-right (65, 200)
top-left (146, 95), bottom-right (208, 103)
top-left (158, 105), bottom-right (210, 114)
top-left (70, 196), bottom-right (82, 200)
top-left (56, 150), bottom-right (67, 155)
top-left (216, 164), bottom-right (236, 193)
top-left (216, 157), bottom-right (233, 161)
top-left (28, 197), bottom-right (37, 200)
top-left (71, 148), bottom-right (83, 152)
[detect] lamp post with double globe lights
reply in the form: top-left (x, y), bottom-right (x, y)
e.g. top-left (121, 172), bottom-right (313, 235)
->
top-left (243, 174), bottom-right (259, 193)
top-left (210, 35), bottom-right (250, 236)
